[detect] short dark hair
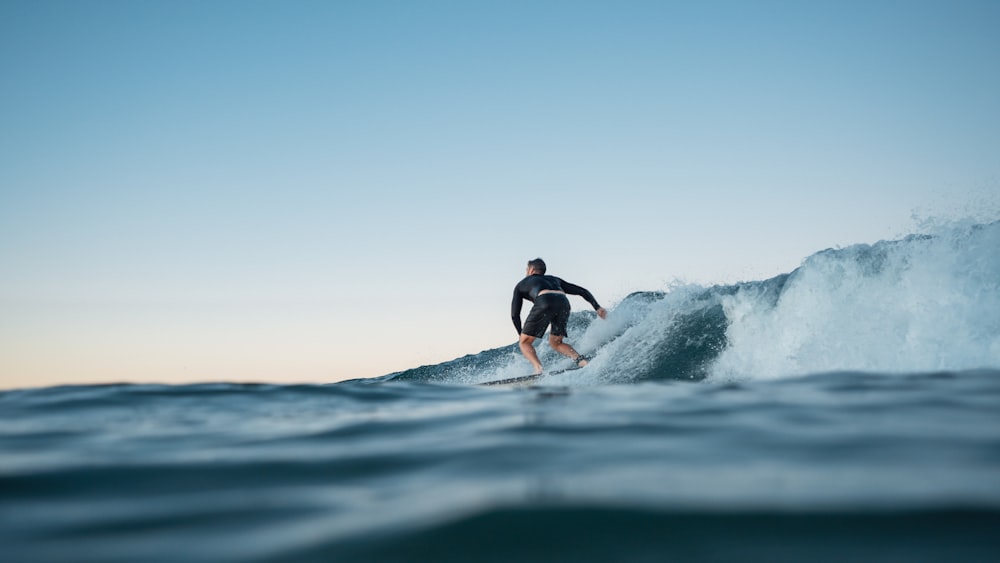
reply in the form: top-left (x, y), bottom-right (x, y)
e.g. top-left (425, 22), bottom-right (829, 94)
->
top-left (527, 258), bottom-right (546, 274)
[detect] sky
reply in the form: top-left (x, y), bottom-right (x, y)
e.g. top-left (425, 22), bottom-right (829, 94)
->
top-left (1, 0), bottom-right (998, 390)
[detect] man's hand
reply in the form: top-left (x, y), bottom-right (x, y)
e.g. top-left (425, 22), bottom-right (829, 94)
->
top-left (596, 307), bottom-right (608, 320)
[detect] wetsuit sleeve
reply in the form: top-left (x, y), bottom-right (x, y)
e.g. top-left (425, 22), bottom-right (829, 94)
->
top-left (511, 289), bottom-right (524, 334)
top-left (559, 279), bottom-right (602, 310)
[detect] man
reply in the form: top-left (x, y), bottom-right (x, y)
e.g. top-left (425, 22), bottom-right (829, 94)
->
top-left (511, 258), bottom-right (608, 374)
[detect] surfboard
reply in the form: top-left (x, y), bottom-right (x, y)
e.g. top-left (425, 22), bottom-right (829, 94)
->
top-left (479, 373), bottom-right (542, 386)
top-left (479, 365), bottom-right (583, 387)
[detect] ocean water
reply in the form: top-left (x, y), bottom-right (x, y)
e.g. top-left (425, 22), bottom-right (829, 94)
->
top-left (3, 221), bottom-right (1000, 562)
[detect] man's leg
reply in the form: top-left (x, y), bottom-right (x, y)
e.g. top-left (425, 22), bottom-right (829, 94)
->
top-left (549, 335), bottom-right (587, 366)
top-left (519, 334), bottom-right (543, 374)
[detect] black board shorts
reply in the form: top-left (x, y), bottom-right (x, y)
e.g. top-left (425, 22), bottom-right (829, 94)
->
top-left (522, 293), bottom-right (571, 338)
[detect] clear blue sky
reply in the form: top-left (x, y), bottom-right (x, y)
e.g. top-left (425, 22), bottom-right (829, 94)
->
top-left (2, 0), bottom-right (998, 389)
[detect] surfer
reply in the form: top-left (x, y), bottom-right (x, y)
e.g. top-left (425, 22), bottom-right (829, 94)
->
top-left (512, 258), bottom-right (607, 374)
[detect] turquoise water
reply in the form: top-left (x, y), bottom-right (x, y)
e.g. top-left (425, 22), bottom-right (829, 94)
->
top-left (3, 222), bottom-right (999, 562)
top-left (3, 374), bottom-right (1000, 562)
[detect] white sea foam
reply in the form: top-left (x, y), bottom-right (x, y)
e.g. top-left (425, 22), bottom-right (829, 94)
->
top-left (709, 221), bottom-right (1000, 380)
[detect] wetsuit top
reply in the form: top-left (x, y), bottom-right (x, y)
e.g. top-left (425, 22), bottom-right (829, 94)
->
top-left (511, 274), bottom-right (601, 334)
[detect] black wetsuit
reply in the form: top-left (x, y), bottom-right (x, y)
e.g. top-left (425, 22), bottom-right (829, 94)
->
top-left (511, 274), bottom-right (601, 337)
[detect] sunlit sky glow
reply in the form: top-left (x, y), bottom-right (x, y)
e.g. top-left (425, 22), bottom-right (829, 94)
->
top-left (2, 0), bottom-right (998, 389)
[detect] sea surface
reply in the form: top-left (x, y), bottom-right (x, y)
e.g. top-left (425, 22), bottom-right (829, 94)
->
top-left (3, 221), bottom-right (1000, 562)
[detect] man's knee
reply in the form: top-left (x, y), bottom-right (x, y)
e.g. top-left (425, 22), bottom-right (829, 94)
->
top-left (548, 335), bottom-right (564, 348)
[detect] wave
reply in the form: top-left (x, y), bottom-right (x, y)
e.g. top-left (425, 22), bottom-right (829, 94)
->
top-left (385, 221), bottom-right (1000, 385)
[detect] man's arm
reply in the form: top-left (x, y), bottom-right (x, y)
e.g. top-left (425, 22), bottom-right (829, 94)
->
top-left (559, 279), bottom-right (601, 310)
top-left (560, 279), bottom-right (609, 319)
top-left (511, 290), bottom-right (523, 334)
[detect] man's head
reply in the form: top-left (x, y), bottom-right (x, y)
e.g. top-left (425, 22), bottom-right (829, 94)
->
top-left (526, 258), bottom-right (546, 275)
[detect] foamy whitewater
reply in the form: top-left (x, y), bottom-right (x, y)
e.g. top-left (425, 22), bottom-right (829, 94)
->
top-left (3, 221), bottom-right (999, 562)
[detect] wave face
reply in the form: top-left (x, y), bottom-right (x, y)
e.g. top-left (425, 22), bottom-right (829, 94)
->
top-left (388, 221), bottom-right (1000, 385)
